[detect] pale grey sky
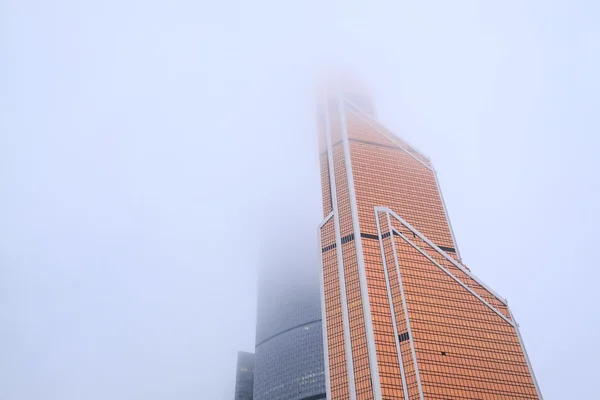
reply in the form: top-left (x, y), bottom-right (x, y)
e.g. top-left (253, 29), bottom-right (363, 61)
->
top-left (1, 1), bottom-right (599, 399)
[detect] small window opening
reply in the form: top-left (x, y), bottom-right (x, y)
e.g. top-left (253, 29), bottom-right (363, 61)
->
top-left (398, 332), bottom-right (409, 343)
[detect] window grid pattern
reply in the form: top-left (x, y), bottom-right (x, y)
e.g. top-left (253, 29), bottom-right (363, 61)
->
top-left (363, 236), bottom-right (407, 400)
top-left (235, 352), bottom-right (255, 400)
top-left (341, 240), bottom-right (372, 400)
top-left (393, 230), bottom-right (538, 399)
top-left (349, 140), bottom-right (455, 257)
top-left (319, 97), bottom-right (538, 399)
top-left (344, 104), bottom-right (430, 166)
top-left (254, 322), bottom-right (326, 400)
top-left (378, 216), bottom-right (421, 399)
top-left (389, 217), bottom-right (510, 321)
top-left (320, 218), bottom-right (350, 400)
top-left (348, 116), bottom-right (458, 398)
top-left (332, 144), bottom-right (373, 400)
top-left (320, 153), bottom-right (333, 216)
top-left (326, 103), bottom-right (538, 399)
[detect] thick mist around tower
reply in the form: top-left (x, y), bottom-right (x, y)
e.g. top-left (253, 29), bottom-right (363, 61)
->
top-left (255, 181), bottom-right (323, 340)
top-left (317, 72), bottom-right (377, 118)
top-left (255, 223), bottom-right (321, 344)
top-left (2, 1), bottom-right (598, 399)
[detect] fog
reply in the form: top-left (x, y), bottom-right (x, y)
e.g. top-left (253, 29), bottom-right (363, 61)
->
top-left (1, 1), bottom-right (599, 399)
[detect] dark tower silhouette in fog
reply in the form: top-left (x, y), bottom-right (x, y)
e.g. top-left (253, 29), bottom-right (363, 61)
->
top-left (253, 231), bottom-right (327, 400)
top-left (234, 351), bottom-right (255, 400)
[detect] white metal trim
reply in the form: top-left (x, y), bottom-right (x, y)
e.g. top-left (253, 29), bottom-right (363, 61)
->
top-left (323, 93), bottom-right (357, 400)
top-left (319, 211), bottom-right (334, 229)
top-left (433, 168), bottom-right (463, 262)
top-left (380, 206), bottom-right (507, 306)
top-left (317, 226), bottom-right (332, 400)
top-left (392, 227), bottom-right (514, 327)
top-left (509, 307), bottom-right (544, 399)
top-left (375, 210), bottom-right (409, 399)
top-left (386, 212), bottom-right (424, 400)
top-left (337, 94), bottom-right (382, 399)
top-left (342, 99), bottom-right (433, 172)
top-left (387, 212), bottom-right (425, 400)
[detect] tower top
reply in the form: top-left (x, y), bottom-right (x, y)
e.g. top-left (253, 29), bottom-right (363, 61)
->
top-left (317, 72), bottom-right (376, 117)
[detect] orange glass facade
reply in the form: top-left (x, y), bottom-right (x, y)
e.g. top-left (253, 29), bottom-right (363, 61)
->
top-left (317, 85), bottom-right (542, 400)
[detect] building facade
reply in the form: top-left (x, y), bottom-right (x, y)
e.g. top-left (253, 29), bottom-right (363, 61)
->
top-left (316, 81), bottom-right (543, 399)
top-left (253, 250), bottom-right (327, 400)
top-left (235, 351), bottom-right (255, 400)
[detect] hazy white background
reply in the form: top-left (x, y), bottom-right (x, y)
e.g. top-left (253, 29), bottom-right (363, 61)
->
top-left (1, 0), bottom-right (599, 399)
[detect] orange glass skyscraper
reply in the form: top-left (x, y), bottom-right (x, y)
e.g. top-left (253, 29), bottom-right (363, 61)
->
top-left (316, 80), bottom-right (543, 400)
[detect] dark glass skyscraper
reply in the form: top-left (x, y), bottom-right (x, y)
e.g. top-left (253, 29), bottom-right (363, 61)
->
top-left (235, 351), bottom-right (255, 400)
top-left (253, 238), bottom-right (327, 400)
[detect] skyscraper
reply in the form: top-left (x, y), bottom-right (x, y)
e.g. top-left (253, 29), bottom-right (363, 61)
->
top-left (316, 80), bottom-right (543, 399)
top-left (234, 351), bottom-right (255, 400)
top-left (253, 237), bottom-right (327, 400)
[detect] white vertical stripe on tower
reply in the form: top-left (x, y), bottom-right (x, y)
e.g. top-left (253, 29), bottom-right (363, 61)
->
top-left (318, 213), bottom-right (333, 400)
top-left (323, 93), bottom-right (357, 400)
top-left (337, 94), bottom-right (382, 400)
top-left (386, 212), bottom-right (425, 400)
